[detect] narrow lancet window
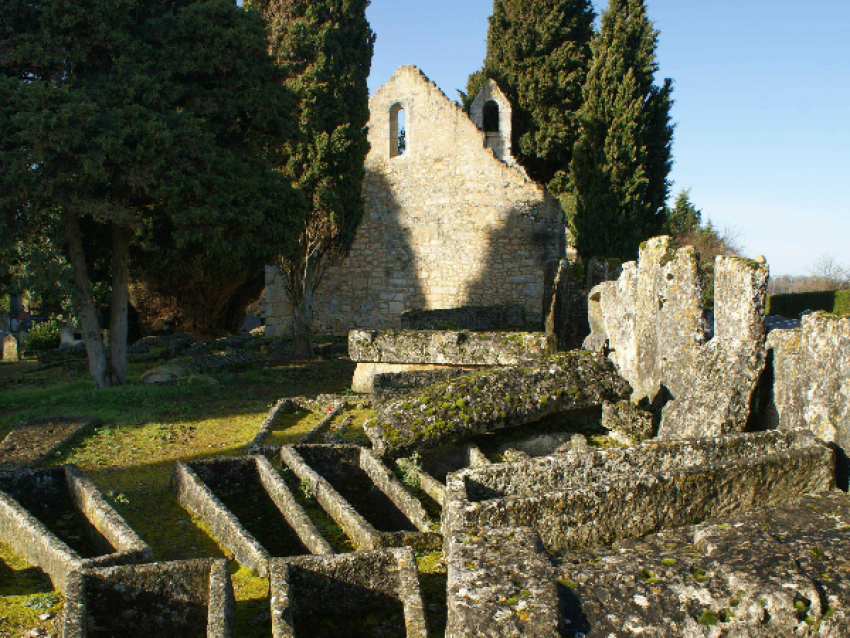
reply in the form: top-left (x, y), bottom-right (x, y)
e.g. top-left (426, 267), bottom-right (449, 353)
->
top-left (483, 100), bottom-right (500, 133)
top-left (390, 103), bottom-right (407, 157)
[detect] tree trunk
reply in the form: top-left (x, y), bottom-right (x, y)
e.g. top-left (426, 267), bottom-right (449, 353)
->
top-left (291, 258), bottom-right (315, 360)
top-left (109, 225), bottom-right (132, 385)
top-left (65, 214), bottom-right (112, 389)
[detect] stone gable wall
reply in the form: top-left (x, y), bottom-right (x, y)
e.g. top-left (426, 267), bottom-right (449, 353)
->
top-left (265, 66), bottom-right (563, 336)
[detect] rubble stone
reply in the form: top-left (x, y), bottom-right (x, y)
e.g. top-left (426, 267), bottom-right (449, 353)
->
top-left (601, 400), bottom-right (658, 442)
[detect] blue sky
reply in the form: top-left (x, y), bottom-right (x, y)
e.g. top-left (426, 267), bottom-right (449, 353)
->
top-left (365, 0), bottom-right (850, 276)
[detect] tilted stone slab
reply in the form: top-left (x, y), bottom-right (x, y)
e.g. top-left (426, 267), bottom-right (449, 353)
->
top-left (447, 526), bottom-right (560, 638)
top-left (365, 352), bottom-right (632, 458)
top-left (348, 329), bottom-right (555, 365)
top-left (352, 362), bottom-right (476, 394)
top-left (372, 367), bottom-right (479, 399)
top-left (766, 313), bottom-right (850, 455)
top-left (280, 445), bottom-right (440, 551)
top-left (0, 465), bottom-right (151, 591)
top-left (443, 430), bottom-right (833, 552)
top-left (556, 492), bottom-right (850, 637)
top-left (63, 558), bottom-right (234, 638)
top-left (400, 305), bottom-right (527, 331)
top-left (173, 456), bottom-right (332, 577)
top-left (658, 255), bottom-right (769, 439)
top-left (0, 416), bottom-right (98, 470)
top-left (270, 547), bottom-right (427, 638)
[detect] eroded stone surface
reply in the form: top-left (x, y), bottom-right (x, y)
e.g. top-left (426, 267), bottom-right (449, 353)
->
top-left (352, 362), bottom-right (475, 394)
top-left (658, 256), bottom-right (769, 439)
top-left (601, 400), bottom-right (657, 442)
top-left (443, 430), bottom-right (833, 553)
top-left (447, 526), bottom-right (560, 637)
top-left (348, 329), bottom-right (555, 366)
top-left (400, 305), bottom-right (526, 331)
top-left (366, 352), bottom-right (631, 458)
top-left (767, 313), bottom-right (850, 455)
top-left (557, 492), bottom-right (850, 637)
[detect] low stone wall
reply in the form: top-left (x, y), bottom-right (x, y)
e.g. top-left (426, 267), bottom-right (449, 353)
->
top-left (63, 558), bottom-right (235, 638)
top-left (173, 456), bottom-right (332, 577)
top-left (443, 430), bottom-right (833, 552)
top-left (556, 492), bottom-right (850, 636)
top-left (366, 352), bottom-right (631, 458)
top-left (349, 330), bottom-right (555, 365)
top-left (767, 313), bottom-right (850, 456)
top-left (270, 547), bottom-right (427, 638)
top-left (280, 445), bottom-right (440, 551)
top-left (446, 526), bottom-right (560, 637)
top-left (0, 465), bottom-right (151, 591)
top-left (397, 444), bottom-right (491, 508)
top-left (400, 305), bottom-right (526, 331)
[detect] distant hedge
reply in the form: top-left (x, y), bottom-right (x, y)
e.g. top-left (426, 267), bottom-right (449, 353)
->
top-left (766, 290), bottom-right (850, 317)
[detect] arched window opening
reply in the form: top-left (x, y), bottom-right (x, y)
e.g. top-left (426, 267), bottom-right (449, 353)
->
top-left (390, 103), bottom-right (407, 157)
top-left (483, 100), bottom-right (500, 133)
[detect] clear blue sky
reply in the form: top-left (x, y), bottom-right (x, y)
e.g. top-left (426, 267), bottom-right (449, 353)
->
top-left (365, 0), bottom-right (850, 276)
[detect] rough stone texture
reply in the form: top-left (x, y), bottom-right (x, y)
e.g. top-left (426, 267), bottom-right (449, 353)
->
top-left (365, 352), bottom-right (632, 458)
top-left (557, 492), bottom-right (850, 637)
top-left (0, 416), bottom-right (98, 469)
top-left (587, 237), bottom-right (708, 404)
top-left (2, 333), bottom-right (18, 361)
top-left (469, 78), bottom-right (515, 165)
top-left (544, 259), bottom-right (589, 351)
top-left (265, 65), bottom-right (563, 335)
top-left (400, 305), bottom-right (526, 331)
top-left (270, 547), bottom-right (427, 638)
top-left (658, 256), bottom-right (770, 439)
top-left (63, 558), bottom-right (234, 638)
top-left (601, 400), bottom-right (658, 442)
top-left (0, 465), bottom-right (151, 591)
top-left (352, 362), bottom-right (475, 395)
top-left (447, 526), bottom-right (560, 637)
top-left (348, 329), bottom-right (556, 365)
top-left (372, 368), bottom-right (479, 399)
top-left (766, 313), bottom-right (850, 455)
top-left (280, 445), bottom-right (440, 551)
top-left (173, 456), bottom-right (332, 576)
top-left (443, 430), bottom-right (833, 553)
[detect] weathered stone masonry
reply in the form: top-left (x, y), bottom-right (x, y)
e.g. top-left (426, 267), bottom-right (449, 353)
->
top-left (265, 65), bottom-right (563, 335)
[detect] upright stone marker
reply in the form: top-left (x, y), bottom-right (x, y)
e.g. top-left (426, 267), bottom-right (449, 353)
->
top-left (2, 333), bottom-right (18, 362)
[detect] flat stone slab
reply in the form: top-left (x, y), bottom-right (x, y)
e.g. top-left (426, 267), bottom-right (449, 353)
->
top-left (173, 456), bottom-right (332, 576)
top-left (443, 430), bottom-right (834, 552)
top-left (0, 465), bottom-right (151, 591)
top-left (556, 491), bottom-right (850, 637)
top-left (348, 329), bottom-right (555, 365)
top-left (366, 352), bottom-right (632, 458)
top-left (63, 558), bottom-right (234, 638)
top-left (352, 362), bottom-right (475, 394)
top-left (447, 526), bottom-right (560, 637)
top-left (271, 547), bottom-right (427, 637)
top-left (0, 416), bottom-right (98, 469)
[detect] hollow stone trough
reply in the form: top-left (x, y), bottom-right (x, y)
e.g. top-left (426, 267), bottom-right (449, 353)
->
top-left (443, 430), bottom-right (834, 552)
top-left (270, 547), bottom-right (427, 638)
top-left (63, 558), bottom-right (235, 638)
top-left (0, 464), bottom-right (151, 591)
top-left (172, 455), bottom-right (332, 577)
top-left (280, 444), bottom-right (440, 551)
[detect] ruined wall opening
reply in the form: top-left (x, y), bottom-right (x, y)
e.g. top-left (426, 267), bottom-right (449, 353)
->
top-left (390, 103), bottom-right (407, 157)
top-left (483, 100), bottom-right (500, 133)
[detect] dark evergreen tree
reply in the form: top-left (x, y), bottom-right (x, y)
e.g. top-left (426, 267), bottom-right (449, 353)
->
top-left (462, 0), bottom-right (596, 191)
top-left (569, 0), bottom-right (674, 261)
top-left (248, 0), bottom-right (375, 359)
top-left (0, 0), bottom-right (300, 386)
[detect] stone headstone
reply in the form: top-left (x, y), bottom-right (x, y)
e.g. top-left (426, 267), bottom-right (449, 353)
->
top-left (3, 333), bottom-right (18, 361)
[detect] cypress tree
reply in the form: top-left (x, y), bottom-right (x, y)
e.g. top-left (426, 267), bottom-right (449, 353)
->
top-left (569, 0), bottom-right (674, 262)
top-left (248, 0), bottom-right (375, 359)
top-left (463, 0), bottom-right (596, 189)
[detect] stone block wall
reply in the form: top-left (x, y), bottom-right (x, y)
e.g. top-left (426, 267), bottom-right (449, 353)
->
top-left (265, 66), bottom-right (563, 336)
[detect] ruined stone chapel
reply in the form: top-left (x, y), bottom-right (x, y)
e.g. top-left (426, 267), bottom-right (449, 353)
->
top-left (264, 65), bottom-right (565, 336)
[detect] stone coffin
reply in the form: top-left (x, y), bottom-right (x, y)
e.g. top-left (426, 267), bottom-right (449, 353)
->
top-left (172, 455), bottom-right (332, 577)
top-left (443, 430), bottom-right (834, 552)
top-left (0, 465), bottom-right (151, 591)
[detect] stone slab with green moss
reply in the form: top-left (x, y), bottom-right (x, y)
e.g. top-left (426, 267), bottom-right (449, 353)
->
top-left (365, 352), bottom-right (632, 458)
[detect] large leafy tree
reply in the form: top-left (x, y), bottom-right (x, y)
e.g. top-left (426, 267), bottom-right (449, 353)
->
top-left (569, 0), bottom-right (674, 261)
top-left (462, 0), bottom-right (596, 191)
top-left (0, 0), bottom-right (300, 387)
top-left (249, 0), bottom-right (375, 359)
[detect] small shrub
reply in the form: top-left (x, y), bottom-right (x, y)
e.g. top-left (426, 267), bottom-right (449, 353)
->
top-left (299, 477), bottom-right (314, 502)
top-left (398, 452), bottom-right (422, 489)
top-left (25, 320), bottom-right (61, 351)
